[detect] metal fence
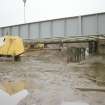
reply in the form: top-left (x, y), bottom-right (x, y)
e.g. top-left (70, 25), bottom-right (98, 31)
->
top-left (0, 12), bottom-right (105, 40)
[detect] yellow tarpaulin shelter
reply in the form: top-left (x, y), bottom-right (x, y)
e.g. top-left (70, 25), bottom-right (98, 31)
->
top-left (0, 36), bottom-right (24, 56)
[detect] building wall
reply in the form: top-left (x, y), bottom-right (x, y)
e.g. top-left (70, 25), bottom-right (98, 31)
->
top-left (0, 12), bottom-right (105, 40)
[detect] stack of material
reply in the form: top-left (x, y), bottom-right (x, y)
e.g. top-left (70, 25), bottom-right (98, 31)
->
top-left (88, 62), bottom-right (105, 86)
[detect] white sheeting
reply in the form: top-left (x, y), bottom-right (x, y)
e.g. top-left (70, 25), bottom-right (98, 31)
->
top-left (0, 37), bottom-right (5, 47)
top-left (61, 101), bottom-right (89, 105)
top-left (0, 89), bottom-right (29, 105)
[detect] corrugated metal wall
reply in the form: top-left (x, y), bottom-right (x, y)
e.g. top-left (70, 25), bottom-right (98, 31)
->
top-left (82, 15), bottom-right (97, 35)
top-left (66, 17), bottom-right (79, 36)
top-left (0, 12), bottom-right (105, 40)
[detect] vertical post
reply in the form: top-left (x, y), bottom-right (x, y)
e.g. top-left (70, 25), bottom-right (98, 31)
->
top-left (1, 28), bottom-right (4, 36)
top-left (96, 14), bottom-right (99, 35)
top-left (28, 24), bottom-right (30, 39)
top-left (38, 22), bottom-right (41, 39)
top-left (78, 16), bottom-right (82, 35)
top-left (64, 19), bottom-right (67, 37)
top-left (23, 0), bottom-right (27, 23)
top-left (50, 21), bottom-right (53, 38)
top-left (9, 27), bottom-right (12, 35)
top-left (18, 26), bottom-right (20, 37)
top-left (1, 28), bottom-right (3, 36)
top-left (24, 3), bottom-right (26, 23)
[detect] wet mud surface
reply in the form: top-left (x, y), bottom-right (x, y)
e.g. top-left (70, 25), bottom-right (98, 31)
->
top-left (0, 50), bottom-right (105, 105)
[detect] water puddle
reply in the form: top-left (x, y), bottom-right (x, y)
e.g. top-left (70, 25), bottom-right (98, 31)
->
top-left (0, 80), bottom-right (29, 105)
top-left (61, 101), bottom-right (89, 105)
top-left (0, 89), bottom-right (28, 105)
top-left (0, 80), bottom-right (27, 95)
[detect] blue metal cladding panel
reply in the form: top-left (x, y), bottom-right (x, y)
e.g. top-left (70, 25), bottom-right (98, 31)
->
top-left (0, 12), bottom-right (105, 39)
top-left (66, 17), bottom-right (79, 36)
top-left (98, 14), bottom-right (105, 34)
top-left (40, 21), bottom-right (51, 38)
top-left (53, 19), bottom-right (65, 37)
top-left (2, 27), bottom-right (11, 35)
top-left (29, 23), bottom-right (39, 39)
top-left (3, 28), bottom-right (7, 35)
top-left (0, 28), bottom-right (2, 36)
top-left (20, 24), bottom-right (28, 39)
top-left (82, 15), bottom-right (97, 35)
top-left (11, 26), bottom-right (19, 36)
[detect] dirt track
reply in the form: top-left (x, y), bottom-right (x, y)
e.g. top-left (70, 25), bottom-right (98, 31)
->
top-left (0, 50), bottom-right (105, 105)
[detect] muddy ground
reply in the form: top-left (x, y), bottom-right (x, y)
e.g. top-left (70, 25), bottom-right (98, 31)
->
top-left (0, 50), bottom-right (105, 105)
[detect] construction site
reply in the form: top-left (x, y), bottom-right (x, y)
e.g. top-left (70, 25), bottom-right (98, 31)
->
top-left (0, 12), bottom-right (105, 105)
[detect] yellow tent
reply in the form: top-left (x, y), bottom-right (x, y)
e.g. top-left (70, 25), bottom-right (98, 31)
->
top-left (0, 35), bottom-right (24, 56)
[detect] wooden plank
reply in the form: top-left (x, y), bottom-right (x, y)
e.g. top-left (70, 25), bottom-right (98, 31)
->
top-left (75, 87), bottom-right (105, 92)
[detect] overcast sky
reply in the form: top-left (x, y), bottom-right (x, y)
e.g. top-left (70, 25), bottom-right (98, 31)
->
top-left (0, 0), bottom-right (105, 27)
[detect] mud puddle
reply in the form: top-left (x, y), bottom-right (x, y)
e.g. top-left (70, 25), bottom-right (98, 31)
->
top-left (0, 80), bottom-right (29, 105)
top-left (0, 52), bottom-right (105, 105)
